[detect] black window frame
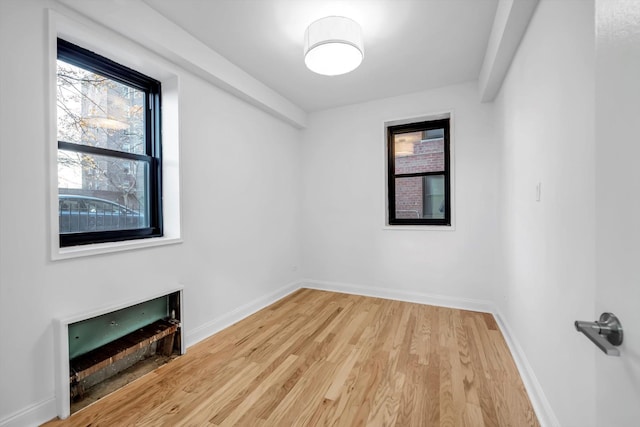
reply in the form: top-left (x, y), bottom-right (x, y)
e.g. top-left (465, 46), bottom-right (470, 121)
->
top-left (57, 38), bottom-right (163, 247)
top-left (387, 118), bottom-right (451, 226)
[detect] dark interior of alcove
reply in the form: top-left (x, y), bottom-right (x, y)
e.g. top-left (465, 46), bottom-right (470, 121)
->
top-left (68, 291), bottom-right (182, 413)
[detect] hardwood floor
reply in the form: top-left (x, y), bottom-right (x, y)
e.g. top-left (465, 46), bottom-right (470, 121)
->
top-left (43, 289), bottom-right (539, 426)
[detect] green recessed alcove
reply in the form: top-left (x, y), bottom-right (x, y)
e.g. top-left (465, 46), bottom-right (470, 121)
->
top-left (68, 295), bottom-right (169, 359)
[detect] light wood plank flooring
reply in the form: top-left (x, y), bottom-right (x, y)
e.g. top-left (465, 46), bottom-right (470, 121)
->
top-left (43, 289), bottom-right (539, 426)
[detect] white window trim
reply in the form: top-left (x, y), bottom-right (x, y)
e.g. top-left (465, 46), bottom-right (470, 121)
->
top-left (47, 8), bottom-right (183, 260)
top-left (382, 110), bottom-right (456, 231)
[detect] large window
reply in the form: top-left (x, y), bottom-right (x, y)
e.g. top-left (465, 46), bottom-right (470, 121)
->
top-left (57, 39), bottom-right (162, 246)
top-left (387, 118), bottom-right (451, 226)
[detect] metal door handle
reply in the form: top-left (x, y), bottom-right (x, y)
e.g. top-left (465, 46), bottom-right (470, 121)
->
top-left (575, 312), bottom-right (623, 356)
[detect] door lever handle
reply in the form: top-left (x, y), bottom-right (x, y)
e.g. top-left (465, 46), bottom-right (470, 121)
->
top-left (575, 312), bottom-right (623, 356)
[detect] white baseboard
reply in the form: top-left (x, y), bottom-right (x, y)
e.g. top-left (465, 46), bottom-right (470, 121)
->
top-left (493, 311), bottom-right (560, 427)
top-left (0, 397), bottom-right (56, 427)
top-left (301, 278), bottom-right (496, 313)
top-left (185, 281), bottom-right (300, 347)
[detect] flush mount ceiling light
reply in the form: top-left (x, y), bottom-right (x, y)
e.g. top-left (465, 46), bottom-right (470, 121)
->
top-left (304, 16), bottom-right (364, 76)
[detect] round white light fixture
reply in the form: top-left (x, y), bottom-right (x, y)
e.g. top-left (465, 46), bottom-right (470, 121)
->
top-left (304, 16), bottom-right (364, 76)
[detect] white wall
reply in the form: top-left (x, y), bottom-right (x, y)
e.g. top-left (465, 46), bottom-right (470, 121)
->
top-left (594, 1), bottom-right (640, 425)
top-left (494, 1), bottom-right (597, 426)
top-left (0, 0), bottom-right (302, 424)
top-left (301, 82), bottom-right (501, 304)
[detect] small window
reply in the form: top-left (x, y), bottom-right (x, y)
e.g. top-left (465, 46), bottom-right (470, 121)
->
top-left (56, 39), bottom-right (162, 246)
top-left (387, 118), bottom-right (451, 226)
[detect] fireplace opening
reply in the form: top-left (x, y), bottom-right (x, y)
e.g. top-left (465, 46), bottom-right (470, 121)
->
top-left (67, 291), bottom-right (182, 414)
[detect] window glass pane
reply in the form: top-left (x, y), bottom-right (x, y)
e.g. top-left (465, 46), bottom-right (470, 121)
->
top-left (394, 129), bottom-right (445, 175)
top-left (394, 176), bottom-right (423, 219)
top-left (423, 175), bottom-right (446, 219)
top-left (57, 60), bottom-right (145, 155)
top-left (394, 175), bottom-right (446, 220)
top-left (58, 149), bottom-right (148, 233)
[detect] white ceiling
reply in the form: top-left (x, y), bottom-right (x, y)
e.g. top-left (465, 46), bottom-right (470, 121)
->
top-left (144, 0), bottom-right (499, 112)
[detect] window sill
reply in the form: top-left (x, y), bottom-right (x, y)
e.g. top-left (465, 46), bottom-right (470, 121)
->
top-left (52, 236), bottom-right (183, 261)
top-left (383, 225), bottom-right (456, 231)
